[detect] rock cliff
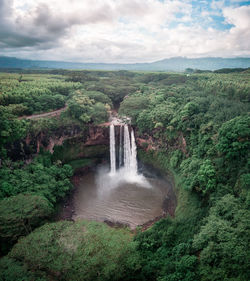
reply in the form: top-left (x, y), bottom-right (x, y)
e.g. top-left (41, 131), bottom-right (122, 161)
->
top-left (7, 125), bottom-right (109, 161)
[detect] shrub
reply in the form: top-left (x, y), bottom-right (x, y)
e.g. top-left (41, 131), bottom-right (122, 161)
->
top-left (7, 220), bottom-right (141, 281)
top-left (0, 194), bottom-right (53, 252)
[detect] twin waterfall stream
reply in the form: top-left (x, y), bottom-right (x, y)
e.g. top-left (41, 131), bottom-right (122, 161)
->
top-left (62, 118), bottom-right (175, 229)
top-left (107, 119), bottom-right (151, 189)
top-left (109, 123), bottom-right (138, 178)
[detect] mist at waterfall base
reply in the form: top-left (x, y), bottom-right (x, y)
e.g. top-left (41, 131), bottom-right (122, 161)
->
top-left (97, 123), bottom-right (151, 194)
top-left (64, 122), bottom-right (175, 229)
top-left (96, 165), bottom-right (151, 198)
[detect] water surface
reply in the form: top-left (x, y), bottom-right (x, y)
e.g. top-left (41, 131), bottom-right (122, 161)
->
top-left (71, 165), bottom-right (175, 229)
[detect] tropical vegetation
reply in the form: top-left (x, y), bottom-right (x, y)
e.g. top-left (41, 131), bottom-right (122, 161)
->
top-left (0, 69), bottom-right (249, 280)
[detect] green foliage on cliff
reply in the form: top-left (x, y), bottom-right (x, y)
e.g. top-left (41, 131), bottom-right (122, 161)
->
top-left (180, 158), bottom-right (216, 195)
top-left (118, 72), bottom-right (249, 201)
top-left (135, 219), bottom-right (199, 281)
top-left (1, 220), bottom-right (140, 281)
top-left (135, 192), bottom-right (250, 281)
top-left (0, 194), bottom-right (53, 250)
top-left (0, 73), bottom-right (81, 115)
top-left (0, 257), bottom-right (47, 281)
top-left (0, 155), bottom-right (73, 253)
top-left (68, 89), bottom-right (110, 124)
top-left (0, 159), bottom-right (73, 202)
top-left (217, 115), bottom-right (250, 162)
top-left (0, 106), bottom-right (27, 158)
top-left (0, 70), bottom-right (249, 281)
top-left (119, 95), bottom-right (149, 122)
top-left (137, 149), bottom-right (249, 281)
top-left (193, 194), bottom-right (250, 281)
top-left (122, 72), bottom-right (250, 280)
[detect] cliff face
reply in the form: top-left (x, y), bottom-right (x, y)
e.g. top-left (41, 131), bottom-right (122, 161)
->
top-left (7, 125), bottom-right (109, 161)
top-left (136, 131), bottom-right (188, 156)
top-left (7, 122), bottom-right (187, 162)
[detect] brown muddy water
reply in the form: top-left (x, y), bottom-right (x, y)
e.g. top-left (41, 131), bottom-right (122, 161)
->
top-left (60, 164), bottom-right (176, 229)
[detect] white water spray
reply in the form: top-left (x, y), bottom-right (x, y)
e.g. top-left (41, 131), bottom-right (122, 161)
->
top-left (109, 124), bottom-right (116, 175)
top-left (124, 124), bottom-right (131, 172)
top-left (123, 124), bottom-right (138, 176)
top-left (131, 129), bottom-right (138, 174)
top-left (119, 125), bottom-right (123, 168)
top-left (108, 121), bottom-right (150, 188)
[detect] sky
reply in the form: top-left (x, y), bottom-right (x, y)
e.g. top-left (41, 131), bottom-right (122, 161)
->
top-left (0, 0), bottom-right (250, 63)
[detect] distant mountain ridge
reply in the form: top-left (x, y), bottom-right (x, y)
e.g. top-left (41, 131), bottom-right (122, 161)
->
top-left (0, 56), bottom-right (250, 71)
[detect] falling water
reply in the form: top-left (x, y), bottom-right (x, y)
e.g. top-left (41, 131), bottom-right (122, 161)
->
top-left (60, 119), bottom-right (174, 230)
top-left (119, 125), bottom-right (123, 168)
top-left (109, 124), bottom-right (116, 174)
top-left (110, 122), bottom-right (139, 175)
top-left (130, 129), bottom-right (138, 174)
top-left (124, 124), bottom-right (131, 172)
top-left (61, 121), bottom-right (175, 229)
top-left (109, 122), bottom-right (150, 187)
top-left (123, 124), bottom-right (138, 176)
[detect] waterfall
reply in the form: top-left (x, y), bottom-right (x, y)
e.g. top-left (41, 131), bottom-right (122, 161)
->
top-left (130, 129), bottom-right (138, 174)
top-left (124, 124), bottom-right (131, 172)
top-left (110, 123), bottom-right (138, 176)
top-left (109, 122), bottom-right (150, 187)
top-left (119, 125), bottom-right (123, 168)
top-left (109, 124), bottom-right (116, 174)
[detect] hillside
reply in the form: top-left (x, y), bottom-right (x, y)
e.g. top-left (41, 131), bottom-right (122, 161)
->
top-left (1, 56), bottom-right (250, 71)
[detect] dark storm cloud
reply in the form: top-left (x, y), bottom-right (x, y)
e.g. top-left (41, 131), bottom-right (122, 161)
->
top-left (0, 32), bottom-right (43, 48)
top-left (0, 0), bottom-right (114, 50)
top-left (1, 0), bottom-right (249, 61)
top-left (32, 2), bottom-right (114, 33)
top-left (0, 0), bottom-right (56, 49)
top-left (0, 0), bottom-right (12, 16)
top-left (0, 28), bottom-right (58, 50)
top-left (32, 3), bottom-right (69, 34)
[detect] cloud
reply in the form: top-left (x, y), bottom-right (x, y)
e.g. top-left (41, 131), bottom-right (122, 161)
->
top-left (222, 5), bottom-right (250, 52)
top-left (0, 0), bottom-right (249, 62)
top-left (0, 0), bottom-right (55, 48)
top-left (211, 0), bottom-right (225, 11)
top-left (0, 0), bottom-right (116, 49)
top-left (223, 5), bottom-right (250, 29)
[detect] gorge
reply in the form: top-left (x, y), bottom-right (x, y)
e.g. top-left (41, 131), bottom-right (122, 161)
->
top-left (59, 120), bottom-right (176, 229)
top-left (0, 70), bottom-right (248, 281)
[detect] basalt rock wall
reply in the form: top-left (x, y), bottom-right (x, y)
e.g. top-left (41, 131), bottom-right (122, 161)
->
top-left (7, 124), bottom-right (110, 162)
top-left (135, 130), bottom-right (188, 156)
top-left (7, 120), bottom-right (187, 163)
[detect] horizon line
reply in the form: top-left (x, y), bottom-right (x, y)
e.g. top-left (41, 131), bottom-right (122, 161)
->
top-left (1, 55), bottom-right (250, 65)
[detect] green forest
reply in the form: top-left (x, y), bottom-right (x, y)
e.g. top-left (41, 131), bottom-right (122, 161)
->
top-left (0, 69), bottom-right (249, 281)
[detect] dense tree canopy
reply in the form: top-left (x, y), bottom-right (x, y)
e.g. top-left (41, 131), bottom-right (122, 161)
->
top-left (0, 73), bottom-right (81, 115)
top-left (0, 70), bottom-right (249, 281)
top-left (0, 159), bottom-right (73, 202)
top-left (0, 106), bottom-right (27, 158)
top-left (1, 221), bottom-right (140, 281)
top-left (118, 70), bottom-right (250, 280)
top-left (68, 89), bottom-right (110, 124)
top-left (0, 194), bottom-right (53, 249)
